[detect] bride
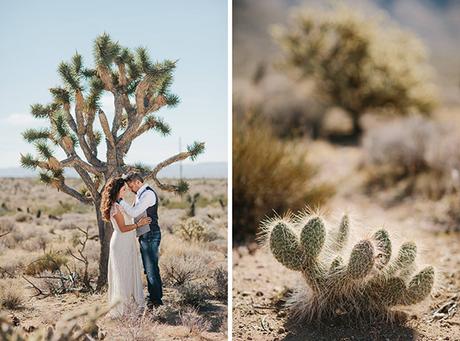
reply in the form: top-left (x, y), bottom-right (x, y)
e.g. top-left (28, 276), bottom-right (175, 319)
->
top-left (101, 177), bottom-right (151, 317)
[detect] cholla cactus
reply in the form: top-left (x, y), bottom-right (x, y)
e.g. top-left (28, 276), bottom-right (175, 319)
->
top-left (262, 211), bottom-right (434, 322)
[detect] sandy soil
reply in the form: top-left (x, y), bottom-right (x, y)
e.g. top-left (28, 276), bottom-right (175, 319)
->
top-left (232, 142), bottom-right (460, 341)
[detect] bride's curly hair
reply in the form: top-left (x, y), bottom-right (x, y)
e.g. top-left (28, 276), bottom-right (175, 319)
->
top-left (101, 177), bottom-right (126, 221)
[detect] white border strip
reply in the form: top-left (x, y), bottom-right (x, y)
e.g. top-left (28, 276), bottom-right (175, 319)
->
top-left (227, 0), bottom-right (233, 339)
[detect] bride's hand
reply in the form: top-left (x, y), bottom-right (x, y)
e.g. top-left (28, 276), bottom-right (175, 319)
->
top-left (137, 217), bottom-right (152, 226)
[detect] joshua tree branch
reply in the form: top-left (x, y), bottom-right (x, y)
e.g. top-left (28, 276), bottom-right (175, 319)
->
top-left (117, 62), bottom-right (128, 87)
top-left (56, 179), bottom-right (92, 204)
top-left (63, 103), bottom-right (78, 132)
top-left (96, 65), bottom-right (114, 92)
top-left (112, 92), bottom-right (124, 136)
top-left (98, 110), bottom-right (116, 148)
top-left (135, 79), bottom-right (150, 116)
top-left (123, 146), bottom-right (203, 192)
top-left (118, 103), bottom-right (167, 153)
top-left (74, 90), bottom-right (86, 135)
top-left (85, 110), bottom-right (99, 155)
top-left (60, 155), bottom-right (104, 175)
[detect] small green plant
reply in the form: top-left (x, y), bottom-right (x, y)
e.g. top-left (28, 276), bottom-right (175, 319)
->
top-left (176, 218), bottom-right (217, 242)
top-left (186, 193), bottom-right (200, 217)
top-left (262, 211), bottom-right (434, 323)
top-left (25, 251), bottom-right (68, 276)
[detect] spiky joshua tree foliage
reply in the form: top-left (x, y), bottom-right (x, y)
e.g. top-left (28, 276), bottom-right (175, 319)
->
top-left (20, 33), bottom-right (205, 289)
top-left (262, 211), bottom-right (434, 323)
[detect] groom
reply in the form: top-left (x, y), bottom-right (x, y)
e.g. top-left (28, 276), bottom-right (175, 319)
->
top-left (117, 172), bottom-right (163, 308)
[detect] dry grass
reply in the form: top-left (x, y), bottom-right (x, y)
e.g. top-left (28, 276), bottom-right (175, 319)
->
top-left (180, 307), bottom-right (212, 336)
top-left (161, 241), bottom-right (213, 286)
top-left (233, 114), bottom-right (334, 242)
top-left (0, 278), bottom-right (25, 310)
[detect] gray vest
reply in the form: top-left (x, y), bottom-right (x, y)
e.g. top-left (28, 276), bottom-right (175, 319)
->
top-left (134, 186), bottom-right (159, 237)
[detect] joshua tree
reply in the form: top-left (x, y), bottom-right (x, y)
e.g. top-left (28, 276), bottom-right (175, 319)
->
top-left (273, 5), bottom-right (438, 138)
top-left (262, 211), bottom-right (434, 323)
top-left (20, 33), bottom-right (205, 289)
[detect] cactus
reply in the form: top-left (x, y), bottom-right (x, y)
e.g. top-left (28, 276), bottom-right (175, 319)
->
top-left (262, 211), bottom-right (434, 323)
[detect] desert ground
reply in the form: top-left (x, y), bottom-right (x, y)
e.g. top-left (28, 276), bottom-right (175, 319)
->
top-left (232, 114), bottom-right (460, 340)
top-left (0, 178), bottom-right (227, 340)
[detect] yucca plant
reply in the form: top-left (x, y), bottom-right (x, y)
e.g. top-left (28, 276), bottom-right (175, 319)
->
top-left (261, 211), bottom-right (434, 323)
top-left (20, 33), bottom-right (205, 289)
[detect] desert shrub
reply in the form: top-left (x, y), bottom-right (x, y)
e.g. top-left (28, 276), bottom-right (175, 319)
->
top-left (25, 250), bottom-right (68, 276)
top-left (44, 201), bottom-right (76, 216)
top-left (0, 217), bottom-right (15, 234)
top-left (178, 282), bottom-right (210, 308)
top-left (161, 250), bottom-right (209, 286)
top-left (364, 117), bottom-right (436, 177)
top-left (446, 195), bottom-right (460, 231)
top-left (14, 213), bottom-right (32, 223)
top-left (0, 259), bottom-right (24, 278)
top-left (273, 5), bottom-right (437, 137)
top-left (211, 266), bottom-right (228, 302)
top-left (364, 116), bottom-right (460, 198)
top-left (262, 211), bottom-right (434, 323)
top-left (180, 307), bottom-right (211, 335)
top-left (0, 279), bottom-right (25, 310)
top-left (21, 234), bottom-right (49, 252)
top-left (176, 218), bottom-right (219, 242)
top-left (113, 301), bottom-right (158, 340)
top-left (1, 230), bottom-right (28, 249)
top-left (150, 303), bottom-right (181, 325)
top-left (233, 114), bottom-right (334, 242)
top-left (56, 221), bottom-right (79, 230)
top-left (234, 73), bottom-right (327, 139)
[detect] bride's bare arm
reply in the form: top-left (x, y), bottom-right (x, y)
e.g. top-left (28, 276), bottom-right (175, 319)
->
top-left (113, 210), bottom-right (151, 233)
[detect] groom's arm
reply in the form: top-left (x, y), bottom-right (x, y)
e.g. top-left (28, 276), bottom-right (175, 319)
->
top-left (118, 191), bottom-right (156, 217)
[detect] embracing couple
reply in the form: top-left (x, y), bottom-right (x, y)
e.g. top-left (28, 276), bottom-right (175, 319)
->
top-left (100, 172), bottom-right (163, 317)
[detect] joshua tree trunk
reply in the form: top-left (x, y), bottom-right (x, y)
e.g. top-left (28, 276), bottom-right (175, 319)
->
top-left (95, 199), bottom-right (112, 290)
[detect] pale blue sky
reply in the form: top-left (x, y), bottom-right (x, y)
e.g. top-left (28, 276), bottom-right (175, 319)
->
top-left (0, 0), bottom-right (228, 168)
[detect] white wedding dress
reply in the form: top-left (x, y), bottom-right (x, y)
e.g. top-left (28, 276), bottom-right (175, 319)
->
top-left (107, 203), bottom-right (144, 317)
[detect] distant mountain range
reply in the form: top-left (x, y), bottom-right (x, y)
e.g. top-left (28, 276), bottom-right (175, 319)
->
top-left (0, 162), bottom-right (227, 179)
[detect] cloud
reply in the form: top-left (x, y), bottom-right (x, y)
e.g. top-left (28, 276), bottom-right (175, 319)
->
top-left (3, 113), bottom-right (37, 126)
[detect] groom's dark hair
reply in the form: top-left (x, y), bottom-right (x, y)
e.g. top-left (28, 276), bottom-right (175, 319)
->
top-left (125, 172), bottom-right (144, 183)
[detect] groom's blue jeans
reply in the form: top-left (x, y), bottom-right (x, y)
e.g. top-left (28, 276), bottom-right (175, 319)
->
top-left (138, 229), bottom-right (163, 305)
